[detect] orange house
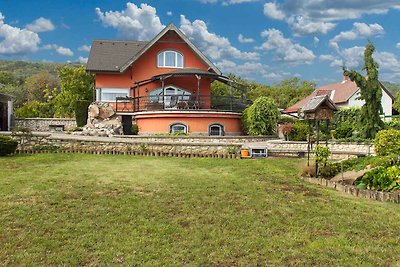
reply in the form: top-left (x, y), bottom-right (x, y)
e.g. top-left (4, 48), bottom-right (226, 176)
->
top-left (86, 24), bottom-right (247, 136)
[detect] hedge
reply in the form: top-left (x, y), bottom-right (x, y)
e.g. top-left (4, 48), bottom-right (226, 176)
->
top-left (374, 129), bottom-right (400, 156)
top-left (75, 100), bottom-right (92, 127)
top-left (0, 135), bottom-right (18, 156)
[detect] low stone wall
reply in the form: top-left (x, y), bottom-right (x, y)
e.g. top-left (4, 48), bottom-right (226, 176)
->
top-left (265, 140), bottom-right (374, 157)
top-left (113, 135), bottom-right (276, 144)
top-left (4, 132), bottom-right (243, 157)
top-left (302, 176), bottom-right (400, 204)
top-left (15, 118), bottom-right (77, 132)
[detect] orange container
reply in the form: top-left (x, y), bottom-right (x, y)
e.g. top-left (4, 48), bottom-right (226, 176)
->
top-left (240, 149), bottom-right (250, 157)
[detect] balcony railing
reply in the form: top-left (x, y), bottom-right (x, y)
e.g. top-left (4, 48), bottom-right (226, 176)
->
top-left (115, 94), bottom-right (250, 113)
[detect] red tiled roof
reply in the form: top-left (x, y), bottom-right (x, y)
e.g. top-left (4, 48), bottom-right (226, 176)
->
top-left (284, 79), bottom-right (358, 113)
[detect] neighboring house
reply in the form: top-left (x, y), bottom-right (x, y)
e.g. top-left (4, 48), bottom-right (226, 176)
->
top-left (0, 93), bottom-right (14, 131)
top-left (86, 24), bottom-right (246, 136)
top-left (284, 76), bottom-right (394, 117)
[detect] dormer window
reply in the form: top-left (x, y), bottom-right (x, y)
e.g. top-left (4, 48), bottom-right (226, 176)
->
top-left (157, 50), bottom-right (183, 68)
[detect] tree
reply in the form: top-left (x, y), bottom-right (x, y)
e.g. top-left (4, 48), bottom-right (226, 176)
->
top-left (54, 66), bottom-right (94, 117)
top-left (394, 91), bottom-right (400, 113)
top-left (25, 71), bottom-right (59, 102)
top-left (343, 42), bottom-right (384, 139)
top-left (242, 96), bottom-right (280, 135)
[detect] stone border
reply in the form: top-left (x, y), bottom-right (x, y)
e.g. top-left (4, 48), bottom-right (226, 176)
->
top-left (301, 176), bottom-right (400, 204)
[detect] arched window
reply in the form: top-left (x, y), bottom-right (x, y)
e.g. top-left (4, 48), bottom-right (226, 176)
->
top-left (157, 50), bottom-right (183, 68)
top-left (209, 124), bottom-right (224, 136)
top-left (170, 123), bottom-right (188, 134)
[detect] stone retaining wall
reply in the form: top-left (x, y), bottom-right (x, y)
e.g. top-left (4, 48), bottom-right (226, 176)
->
top-left (302, 176), bottom-right (400, 204)
top-left (265, 140), bottom-right (374, 157)
top-left (15, 118), bottom-right (77, 132)
top-left (113, 135), bottom-right (275, 144)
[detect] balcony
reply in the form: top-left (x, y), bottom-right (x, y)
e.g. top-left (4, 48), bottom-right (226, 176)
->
top-left (115, 94), bottom-right (250, 114)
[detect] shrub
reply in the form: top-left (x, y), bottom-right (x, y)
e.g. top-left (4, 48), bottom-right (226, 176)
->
top-left (300, 164), bottom-right (316, 177)
top-left (242, 96), bottom-right (280, 135)
top-left (288, 121), bottom-right (308, 141)
top-left (315, 145), bottom-right (330, 165)
top-left (333, 107), bottom-right (361, 128)
top-left (374, 129), bottom-right (400, 156)
top-left (333, 125), bottom-right (354, 139)
top-left (0, 135), bottom-right (18, 156)
top-left (384, 119), bottom-right (400, 130)
top-left (131, 124), bottom-right (139, 135)
top-left (15, 101), bottom-right (54, 118)
top-left (355, 166), bottom-right (400, 192)
top-left (75, 100), bottom-right (91, 127)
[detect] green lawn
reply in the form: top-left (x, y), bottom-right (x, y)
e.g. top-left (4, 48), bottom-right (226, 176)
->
top-left (1, 154), bottom-right (400, 266)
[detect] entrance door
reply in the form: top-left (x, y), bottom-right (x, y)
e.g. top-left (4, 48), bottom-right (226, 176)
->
top-left (122, 115), bottom-right (133, 135)
top-left (0, 102), bottom-right (7, 131)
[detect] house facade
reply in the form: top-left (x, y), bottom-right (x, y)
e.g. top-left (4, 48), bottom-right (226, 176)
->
top-left (284, 76), bottom-right (394, 117)
top-left (86, 24), bottom-right (246, 136)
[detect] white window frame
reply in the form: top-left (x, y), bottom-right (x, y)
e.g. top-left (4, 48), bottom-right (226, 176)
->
top-left (209, 124), bottom-right (224, 136)
top-left (157, 50), bottom-right (184, 68)
top-left (169, 123), bottom-right (188, 134)
top-left (96, 88), bottom-right (130, 102)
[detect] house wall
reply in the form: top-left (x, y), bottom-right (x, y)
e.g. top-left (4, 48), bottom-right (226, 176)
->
top-left (94, 31), bottom-right (212, 99)
top-left (134, 111), bottom-right (242, 135)
top-left (338, 88), bottom-right (393, 116)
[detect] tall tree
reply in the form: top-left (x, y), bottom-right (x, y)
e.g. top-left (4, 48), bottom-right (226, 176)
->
top-left (54, 66), bottom-right (94, 117)
top-left (25, 71), bottom-right (59, 102)
top-left (343, 42), bottom-right (384, 139)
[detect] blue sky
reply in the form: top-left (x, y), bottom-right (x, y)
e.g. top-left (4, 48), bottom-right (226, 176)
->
top-left (0, 0), bottom-right (399, 85)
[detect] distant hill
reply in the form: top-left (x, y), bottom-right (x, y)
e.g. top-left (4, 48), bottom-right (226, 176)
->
top-left (0, 59), bottom-right (81, 80)
top-left (382, 81), bottom-right (400, 97)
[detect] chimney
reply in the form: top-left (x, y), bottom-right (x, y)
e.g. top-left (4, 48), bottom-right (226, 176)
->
top-left (341, 75), bottom-right (348, 84)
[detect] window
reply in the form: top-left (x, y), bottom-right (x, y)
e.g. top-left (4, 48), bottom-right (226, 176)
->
top-left (170, 123), bottom-right (188, 134)
top-left (209, 124), bottom-right (224, 136)
top-left (149, 86), bottom-right (191, 106)
top-left (157, 50), bottom-right (183, 68)
top-left (96, 88), bottom-right (130, 101)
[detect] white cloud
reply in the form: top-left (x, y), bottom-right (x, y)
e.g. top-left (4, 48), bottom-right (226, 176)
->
top-left (319, 54), bottom-right (336, 61)
top-left (238, 34), bottom-right (254, 43)
top-left (263, 2), bottom-right (285, 20)
top-left (167, 11), bottom-right (173, 16)
top-left (330, 59), bottom-right (343, 67)
top-left (216, 59), bottom-right (269, 77)
top-left (78, 45), bottom-right (91, 52)
top-left (259, 28), bottom-right (315, 64)
top-left (95, 2), bottom-right (164, 40)
top-left (179, 15), bottom-right (259, 61)
top-left (198, 0), bottom-right (258, 5)
top-left (341, 46), bottom-right (365, 68)
top-left (42, 44), bottom-right (74, 56)
top-left (25, 17), bottom-right (55, 32)
top-left (396, 43), bottom-right (400, 49)
top-left (78, 56), bottom-right (88, 64)
top-left (263, 1), bottom-right (399, 36)
top-left (329, 22), bottom-right (384, 51)
top-left (0, 13), bottom-right (41, 55)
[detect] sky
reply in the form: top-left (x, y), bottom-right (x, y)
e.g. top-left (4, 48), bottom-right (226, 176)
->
top-left (0, 0), bottom-right (400, 85)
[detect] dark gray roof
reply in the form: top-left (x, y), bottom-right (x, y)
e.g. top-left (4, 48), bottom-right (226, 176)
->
top-left (86, 40), bottom-right (148, 72)
top-left (302, 95), bottom-right (338, 113)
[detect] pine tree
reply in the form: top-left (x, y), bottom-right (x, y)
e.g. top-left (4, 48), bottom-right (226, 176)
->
top-left (343, 42), bottom-right (384, 139)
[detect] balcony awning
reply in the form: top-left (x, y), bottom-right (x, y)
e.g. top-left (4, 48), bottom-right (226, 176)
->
top-left (134, 68), bottom-right (247, 89)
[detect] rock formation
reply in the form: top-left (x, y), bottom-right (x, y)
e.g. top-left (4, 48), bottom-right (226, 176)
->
top-left (81, 102), bottom-right (122, 137)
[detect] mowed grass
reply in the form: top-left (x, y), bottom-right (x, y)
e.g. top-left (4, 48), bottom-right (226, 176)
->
top-left (1, 154), bottom-right (400, 266)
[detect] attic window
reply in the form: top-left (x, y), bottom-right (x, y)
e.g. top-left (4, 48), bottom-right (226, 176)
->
top-left (157, 50), bottom-right (183, 68)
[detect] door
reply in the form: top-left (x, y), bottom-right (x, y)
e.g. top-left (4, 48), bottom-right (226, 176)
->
top-left (122, 115), bottom-right (133, 135)
top-left (0, 102), bottom-right (7, 131)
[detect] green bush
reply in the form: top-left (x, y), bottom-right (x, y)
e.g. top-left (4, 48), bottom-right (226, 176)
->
top-left (131, 124), bottom-right (139, 135)
top-left (15, 101), bottom-right (54, 118)
top-left (75, 100), bottom-right (91, 127)
top-left (0, 135), bottom-right (18, 156)
top-left (288, 121), bottom-right (308, 141)
top-left (242, 96), bottom-right (280, 135)
top-left (315, 145), bottom-right (330, 165)
top-left (374, 129), bottom-right (400, 156)
top-left (333, 107), bottom-right (361, 128)
top-left (384, 119), bottom-right (400, 130)
top-left (333, 125), bottom-right (354, 139)
top-left (355, 166), bottom-right (400, 192)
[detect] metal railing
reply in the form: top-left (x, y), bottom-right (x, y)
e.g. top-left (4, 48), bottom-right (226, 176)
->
top-left (115, 94), bottom-right (250, 113)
